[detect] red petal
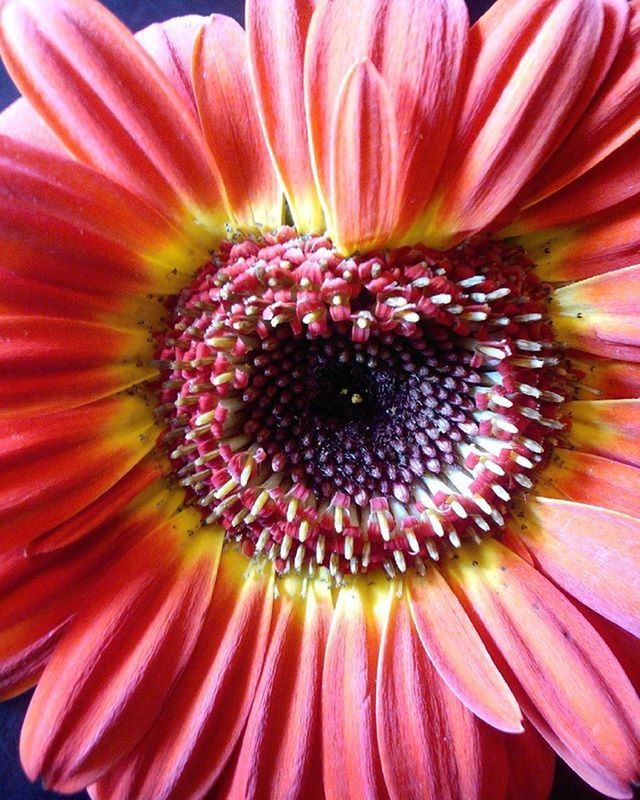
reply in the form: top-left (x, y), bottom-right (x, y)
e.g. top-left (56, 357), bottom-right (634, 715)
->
top-left (93, 549), bottom-right (273, 800)
top-left (551, 266), bottom-right (640, 361)
top-left (504, 722), bottom-right (555, 800)
top-left (0, 0), bottom-right (228, 240)
top-left (20, 520), bottom-right (222, 793)
top-left (136, 16), bottom-right (204, 119)
top-left (0, 619), bottom-right (66, 700)
top-left (223, 574), bottom-right (332, 800)
top-left (322, 576), bottom-right (390, 800)
top-left (246, 0), bottom-right (324, 232)
top-left (537, 448), bottom-right (640, 517)
top-left (444, 540), bottom-right (640, 799)
top-left (377, 587), bottom-right (508, 800)
top-left (329, 59), bottom-right (398, 252)
top-left (518, 496), bottom-right (640, 636)
top-left (523, 0), bottom-right (640, 205)
top-left (0, 316), bottom-right (157, 418)
top-left (193, 15), bottom-right (281, 231)
top-left (569, 353), bottom-right (640, 399)
top-left (305, 0), bottom-right (468, 246)
top-left (430, 0), bottom-right (605, 243)
top-left (565, 399), bottom-right (640, 467)
top-left (0, 96), bottom-right (64, 153)
top-left (0, 395), bottom-right (157, 550)
top-left (406, 569), bottom-right (522, 733)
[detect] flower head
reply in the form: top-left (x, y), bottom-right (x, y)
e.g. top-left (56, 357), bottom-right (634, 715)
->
top-left (0, 0), bottom-right (639, 799)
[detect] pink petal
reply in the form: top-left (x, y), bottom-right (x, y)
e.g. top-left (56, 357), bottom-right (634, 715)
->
top-left (0, 97), bottom-right (64, 153)
top-left (504, 722), bottom-right (555, 800)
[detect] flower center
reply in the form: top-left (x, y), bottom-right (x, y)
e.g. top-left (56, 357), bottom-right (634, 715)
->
top-left (156, 228), bottom-right (566, 581)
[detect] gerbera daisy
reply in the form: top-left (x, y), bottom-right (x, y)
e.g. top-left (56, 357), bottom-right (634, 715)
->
top-left (0, 0), bottom-right (639, 798)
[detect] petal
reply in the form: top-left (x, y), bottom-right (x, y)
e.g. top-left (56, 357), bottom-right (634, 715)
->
top-left (223, 574), bottom-right (332, 800)
top-left (444, 540), bottom-right (640, 799)
top-left (550, 266), bottom-right (640, 361)
top-left (517, 496), bottom-right (640, 636)
top-left (0, 394), bottom-right (157, 550)
top-left (0, 316), bottom-right (157, 418)
top-left (568, 353), bottom-right (640, 399)
top-left (92, 549), bottom-right (273, 800)
top-left (20, 520), bottom-right (223, 793)
top-left (305, 0), bottom-right (469, 245)
top-left (322, 574), bottom-right (390, 800)
top-left (428, 0), bottom-right (605, 244)
top-left (536, 448), bottom-right (640, 517)
top-left (0, 620), bottom-right (66, 700)
top-left (0, 0), bottom-right (228, 241)
top-left (522, 0), bottom-right (640, 205)
top-left (514, 200), bottom-right (640, 281)
top-left (0, 96), bottom-right (64, 153)
top-left (192, 15), bottom-right (282, 231)
top-left (329, 59), bottom-right (398, 253)
top-left (136, 16), bottom-right (205, 119)
top-left (504, 722), bottom-right (555, 800)
top-left (246, 0), bottom-right (324, 233)
top-left (377, 586), bottom-right (508, 800)
top-left (406, 568), bottom-right (522, 733)
top-left (565, 399), bottom-right (640, 467)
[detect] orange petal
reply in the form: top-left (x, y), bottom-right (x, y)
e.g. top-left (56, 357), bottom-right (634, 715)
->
top-left (444, 540), bottom-right (640, 799)
top-left (512, 200), bottom-right (640, 282)
top-left (406, 569), bottom-right (522, 733)
top-left (550, 266), bottom-right (640, 361)
top-left (305, 0), bottom-right (468, 246)
top-left (565, 399), bottom-right (640, 467)
top-left (0, 135), bottom-right (209, 300)
top-left (0, 316), bottom-right (157, 418)
top-left (0, 96), bottom-right (64, 153)
top-left (522, 0), bottom-right (640, 205)
top-left (518, 496), bottom-right (640, 636)
top-left (20, 519), bottom-right (222, 793)
top-left (568, 352), bottom-right (640, 399)
top-left (193, 15), bottom-right (282, 231)
top-left (377, 586), bottom-right (508, 800)
top-left (322, 575), bottom-right (390, 800)
top-left (0, 394), bottom-right (158, 550)
top-left (246, 0), bottom-right (324, 233)
top-left (536, 448), bottom-right (640, 518)
top-left (504, 722), bottom-right (555, 800)
top-left (0, 619), bottom-right (66, 700)
top-left (136, 16), bottom-right (205, 119)
top-left (329, 59), bottom-right (398, 253)
top-left (92, 549), bottom-right (273, 800)
top-left (223, 574), bottom-right (332, 800)
top-left (0, 0), bottom-right (229, 241)
top-left (429, 0), bottom-right (605, 244)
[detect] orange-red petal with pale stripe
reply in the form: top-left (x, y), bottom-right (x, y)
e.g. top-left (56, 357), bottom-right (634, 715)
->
top-left (0, 316), bottom-right (157, 418)
top-left (504, 722), bottom-right (555, 800)
top-left (565, 399), bottom-right (640, 467)
top-left (20, 519), bottom-right (222, 794)
top-left (428, 0), bottom-right (605, 245)
top-left (223, 574), bottom-right (331, 800)
top-left (329, 60), bottom-right (398, 253)
top-left (0, 395), bottom-right (157, 550)
top-left (536, 449), bottom-right (640, 517)
top-left (92, 549), bottom-right (273, 800)
top-left (136, 16), bottom-right (205, 119)
top-left (523, 0), bottom-right (640, 205)
top-left (406, 569), bottom-right (522, 733)
top-left (0, 0), bottom-right (228, 241)
top-left (322, 575), bottom-right (390, 800)
top-left (0, 620), bottom-right (66, 700)
top-left (568, 353), bottom-right (640, 399)
top-left (518, 496), bottom-right (640, 636)
top-left (0, 97), bottom-right (64, 153)
top-left (247, 0), bottom-right (323, 233)
top-left (550, 266), bottom-right (640, 361)
top-left (305, 0), bottom-right (468, 244)
top-left (193, 16), bottom-right (281, 231)
top-left (377, 587), bottom-right (508, 800)
top-left (444, 540), bottom-right (640, 799)
top-left (511, 201), bottom-right (640, 282)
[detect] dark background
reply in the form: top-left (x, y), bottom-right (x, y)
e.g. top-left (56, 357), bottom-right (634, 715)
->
top-left (0, 1), bottom-right (633, 799)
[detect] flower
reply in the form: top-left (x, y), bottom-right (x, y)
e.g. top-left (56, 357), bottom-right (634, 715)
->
top-left (0, 0), bottom-right (639, 798)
